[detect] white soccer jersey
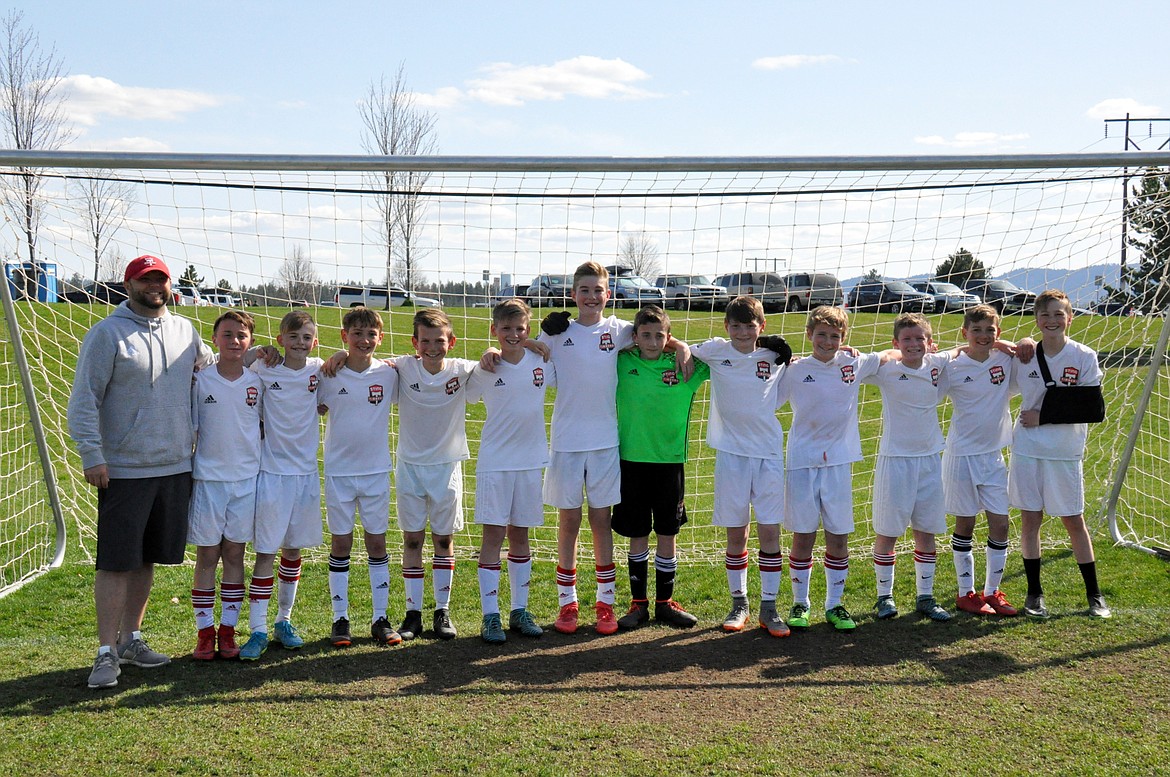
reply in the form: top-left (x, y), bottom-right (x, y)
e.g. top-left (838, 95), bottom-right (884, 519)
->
top-left (394, 356), bottom-right (476, 465)
top-left (540, 316), bottom-right (633, 452)
top-left (939, 350), bottom-right (1016, 455)
top-left (318, 360), bottom-right (395, 476)
top-left (690, 338), bottom-right (785, 459)
top-left (866, 352), bottom-right (950, 457)
top-left (778, 351), bottom-right (882, 469)
top-left (466, 350), bottom-right (555, 472)
top-left (191, 367), bottom-right (263, 481)
top-left (1012, 338), bottom-right (1102, 461)
top-left (251, 357), bottom-right (324, 476)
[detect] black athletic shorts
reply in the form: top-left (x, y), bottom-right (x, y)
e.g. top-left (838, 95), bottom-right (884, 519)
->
top-left (611, 460), bottom-right (687, 539)
top-left (96, 472), bottom-right (192, 571)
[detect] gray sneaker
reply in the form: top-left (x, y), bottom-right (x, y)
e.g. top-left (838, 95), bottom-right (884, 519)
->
top-left (88, 651), bottom-right (121, 689)
top-left (721, 597), bottom-right (750, 632)
top-left (874, 595), bottom-right (898, 620)
top-left (1088, 594), bottom-right (1112, 619)
top-left (118, 637), bottom-right (171, 668)
top-left (1023, 593), bottom-right (1050, 619)
top-left (915, 595), bottom-right (953, 622)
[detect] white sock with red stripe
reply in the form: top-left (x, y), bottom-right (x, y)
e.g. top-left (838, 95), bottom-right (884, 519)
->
top-left (219, 582), bottom-right (245, 628)
top-left (725, 551), bottom-right (749, 600)
top-left (914, 550), bottom-right (937, 598)
top-left (789, 556), bottom-right (813, 608)
top-left (433, 556), bottom-right (455, 610)
top-left (478, 562), bottom-right (501, 616)
top-left (276, 555), bottom-right (301, 622)
top-left (556, 566), bottom-right (577, 606)
top-left (595, 563), bottom-right (616, 606)
top-left (192, 587), bottom-right (215, 630)
top-left (758, 551), bottom-right (783, 603)
top-left (403, 567), bottom-right (425, 613)
top-left (873, 551), bottom-right (896, 598)
top-left (823, 554), bottom-right (849, 610)
top-left (247, 575), bottom-right (274, 633)
top-left (507, 553), bottom-right (532, 611)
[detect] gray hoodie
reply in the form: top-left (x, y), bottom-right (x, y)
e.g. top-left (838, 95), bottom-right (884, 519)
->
top-left (67, 302), bottom-right (213, 478)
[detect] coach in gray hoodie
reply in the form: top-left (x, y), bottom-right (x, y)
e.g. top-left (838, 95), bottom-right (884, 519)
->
top-left (67, 254), bottom-right (212, 690)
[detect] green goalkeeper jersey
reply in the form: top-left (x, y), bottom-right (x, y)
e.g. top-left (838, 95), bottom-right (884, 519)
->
top-left (616, 350), bottom-right (710, 463)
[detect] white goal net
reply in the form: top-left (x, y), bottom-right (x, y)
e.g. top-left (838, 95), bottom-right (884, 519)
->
top-left (2, 151), bottom-right (1169, 592)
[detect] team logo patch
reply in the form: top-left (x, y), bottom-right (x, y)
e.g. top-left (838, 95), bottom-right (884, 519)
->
top-left (756, 360), bottom-right (771, 381)
top-left (662, 369), bottom-right (679, 386)
top-left (989, 365), bottom-right (1005, 385)
top-left (598, 333), bottom-right (615, 352)
top-left (840, 365), bottom-right (855, 384)
top-left (1060, 366), bottom-right (1080, 386)
top-left (532, 367), bottom-right (544, 387)
top-left (368, 384), bottom-right (384, 404)
top-left (445, 376), bottom-right (461, 395)
top-left (308, 375), bottom-right (319, 393)
top-left (245, 386), bottom-right (259, 407)
top-left (930, 367), bottom-right (940, 386)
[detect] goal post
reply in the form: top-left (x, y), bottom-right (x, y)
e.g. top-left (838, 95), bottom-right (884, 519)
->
top-left (1, 149), bottom-right (1169, 587)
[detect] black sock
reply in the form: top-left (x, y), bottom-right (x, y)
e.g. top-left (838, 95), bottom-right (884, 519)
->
top-left (1078, 561), bottom-right (1101, 598)
top-left (654, 555), bottom-right (677, 602)
top-left (627, 552), bottom-right (649, 602)
top-left (1023, 557), bottom-right (1043, 596)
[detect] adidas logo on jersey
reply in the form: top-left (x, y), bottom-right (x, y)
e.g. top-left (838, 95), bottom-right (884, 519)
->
top-left (802, 375), bottom-right (815, 383)
top-left (898, 374), bottom-right (910, 381)
top-left (628, 368), bottom-right (639, 375)
top-left (720, 359), bottom-right (733, 366)
top-left (203, 394), bottom-right (217, 404)
top-left (338, 388), bottom-right (348, 395)
top-left (563, 338), bottom-right (575, 347)
top-left (1028, 370), bottom-right (1040, 378)
top-left (269, 381), bottom-right (282, 390)
top-left (963, 376), bottom-right (975, 383)
top-left (409, 383), bottom-right (421, 392)
top-left (494, 377), bottom-right (506, 386)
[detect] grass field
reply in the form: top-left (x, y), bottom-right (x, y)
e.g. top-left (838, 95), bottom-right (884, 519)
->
top-left (2, 302), bottom-right (1169, 774)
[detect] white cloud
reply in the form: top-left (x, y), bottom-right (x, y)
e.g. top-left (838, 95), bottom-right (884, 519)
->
top-left (1085, 97), bottom-right (1162, 120)
top-left (914, 131), bottom-right (1030, 149)
top-left (752, 54), bottom-right (844, 70)
top-left (60, 74), bottom-right (224, 126)
top-left (414, 56), bottom-right (659, 108)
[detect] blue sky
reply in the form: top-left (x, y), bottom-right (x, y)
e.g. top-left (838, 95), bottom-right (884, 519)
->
top-left (15, 2), bottom-right (1170, 157)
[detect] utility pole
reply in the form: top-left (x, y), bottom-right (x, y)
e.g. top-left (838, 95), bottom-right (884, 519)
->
top-left (1104, 114), bottom-right (1170, 290)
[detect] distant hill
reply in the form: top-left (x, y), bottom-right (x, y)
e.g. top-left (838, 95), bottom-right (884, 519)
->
top-left (841, 263), bottom-right (1122, 307)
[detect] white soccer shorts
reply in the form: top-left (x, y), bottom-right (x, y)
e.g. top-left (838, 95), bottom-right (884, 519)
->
top-left (542, 447), bottom-right (622, 510)
top-left (712, 451), bottom-right (785, 527)
top-left (942, 450), bottom-right (1009, 518)
top-left (188, 477), bottom-right (257, 546)
top-left (475, 469), bottom-right (546, 527)
top-left (872, 454), bottom-right (947, 537)
top-left (325, 473), bottom-right (391, 535)
top-left (1008, 454), bottom-right (1085, 516)
top-left (784, 464), bottom-right (854, 535)
top-left (254, 471), bottom-right (323, 554)
top-left (395, 460), bottom-right (465, 535)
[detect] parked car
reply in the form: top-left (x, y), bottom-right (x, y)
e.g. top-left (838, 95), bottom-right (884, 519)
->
top-left (526, 273), bottom-right (573, 307)
top-left (847, 280), bottom-right (933, 313)
top-left (1091, 300), bottom-right (1138, 316)
top-left (711, 271), bottom-right (789, 312)
top-left (174, 285), bottom-right (210, 306)
top-left (491, 283), bottom-right (530, 307)
top-left (781, 272), bottom-right (844, 310)
top-left (61, 281), bottom-right (128, 305)
top-left (608, 274), bottom-right (666, 308)
top-left (909, 280), bottom-right (982, 314)
top-left (202, 292), bottom-right (242, 307)
top-left (335, 284), bottom-right (440, 309)
top-left (960, 278), bottom-right (1037, 315)
top-left (654, 274), bottom-right (728, 310)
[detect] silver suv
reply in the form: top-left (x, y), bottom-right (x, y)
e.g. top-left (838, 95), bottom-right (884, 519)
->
top-left (526, 273), bottom-right (573, 307)
top-left (711, 271), bottom-right (788, 312)
top-left (655, 274), bottom-right (728, 310)
top-left (780, 272), bottom-right (844, 311)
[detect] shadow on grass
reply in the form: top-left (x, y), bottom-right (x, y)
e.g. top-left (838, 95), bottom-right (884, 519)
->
top-left (1, 603), bottom-right (1164, 716)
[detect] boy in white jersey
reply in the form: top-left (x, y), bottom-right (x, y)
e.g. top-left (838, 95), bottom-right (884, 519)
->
top-left (689, 296), bottom-right (793, 638)
top-left (1010, 290), bottom-right (1110, 619)
top-left (466, 299), bottom-right (554, 643)
top-left (940, 304), bottom-right (1020, 618)
top-left (238, 311), bottom-right (323, 660)
top-left (318, 306), bottom-right (401, 648)
top-left (867, 313), bottom-right (953, 623)
top-left (393, 308), bottom-right (477, 642)
top-left (536, 261), bottom-right (691, 636)
top-left (189, 310), bottom-right (264, 660)
top-left (777, 305), bottom-right (884, 631)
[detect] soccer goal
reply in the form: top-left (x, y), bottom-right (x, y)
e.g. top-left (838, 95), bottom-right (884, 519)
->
top-left (2, 150), bottom-right (1169, 593)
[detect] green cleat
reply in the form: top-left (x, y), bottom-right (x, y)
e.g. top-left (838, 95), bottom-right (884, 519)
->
top-left (787, 603), bottom-right (811, 629)
top-left (508, 607), bottom-right (543, 638)
top-left (825, 605), bottom-right (857, 631)
top-left (239, 631), bottom-right (269, 661)
top-left (481, 613), bottom-right (507, 644)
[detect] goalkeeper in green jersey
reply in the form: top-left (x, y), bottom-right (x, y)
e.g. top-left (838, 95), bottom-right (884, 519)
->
top-left (612, 305), bottom-right (711, 629)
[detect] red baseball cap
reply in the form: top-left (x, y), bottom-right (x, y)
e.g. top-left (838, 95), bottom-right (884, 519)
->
top-left (124, 255), bottom-right (172, 283)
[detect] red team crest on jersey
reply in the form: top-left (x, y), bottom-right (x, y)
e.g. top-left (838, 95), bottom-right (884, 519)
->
top-left (245, 386), bottom-right (259, 406)
top-left (989, 365), bottom-right (1006, 385)
top-left (368, 384), bottom-right (384, 404)
top-left (1060, 366), bottom-right (1080, 385)
top-left (930, 367), bottom-right (940, 386)
top-left (756, 360), bottom-right (771, 381)
top-left (662, 369), bottom-right (679, 386)
top-left (308, 375), bottom-right (319, 393)
top-left (598, 333), bottom-right (615, 352)
top-left (840, 365), bottom-right (855, 384)
top-left (532, 367), bottom-right (544, 387)
top-left (445, 376), bottom-right (461, 395)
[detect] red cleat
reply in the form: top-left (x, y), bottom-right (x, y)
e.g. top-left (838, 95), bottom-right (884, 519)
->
top-left (554, 602), bottom-right (579, 634)
top-left (982, 589), bottom-right (1019, 616)
top-left (594, 602), bottom-right (618, 635)
top-left (956, 591), bottom-right (996, 615)
top-left (193, 626), bottom-right (216, 660)
top-left (216, 624), bottom-right (240, 659)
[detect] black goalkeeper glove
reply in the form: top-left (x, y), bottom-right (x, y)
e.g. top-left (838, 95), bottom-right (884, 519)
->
top-left (541, 311), bottom-right (572, 336)
top-left (757, 334), bottom-right (792, 365)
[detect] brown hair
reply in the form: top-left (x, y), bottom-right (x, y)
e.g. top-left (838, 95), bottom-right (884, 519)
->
top-left (724, 295), bottom-right (766, 325)
top-left (963, 304), bottom-right (1000, 329)
top-left (213, 309), bottom-right (254, 335)
top-left (342, 306), bottom-right (383, 331)
top-left (413, 307), bottom-right (454, 338)
top-left (573, 261), bottom-right (609, 286)
top-left (1034, 289), bottom-right (1072, 316)
top-left (892, 312), bottom-right (931, 338)
top-left (492, 298), bottom-right (531, 325)
top-left (633, 304), bottom-right (670, 334)
top-left (806, 304), bottom-right (848, 334)
top-left (279, 309), bottom-right (316, 334)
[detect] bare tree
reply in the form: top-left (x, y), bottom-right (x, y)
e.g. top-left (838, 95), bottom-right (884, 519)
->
top-left (278, 244), bottom-right (321, 303)
top-left (358, 63), bottom-right (437, 292)
top-left (70, 171), bottom-right (135, 282)
top-left (619, 231), bottom-right (662, 279)
top-left (98, 248), bottom-right (128, 282)
top-left (0, 10), bottom-right (72, 280)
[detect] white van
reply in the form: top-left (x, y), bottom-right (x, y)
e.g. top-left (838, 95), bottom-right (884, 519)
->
top-left (334, 284), bottom-right (440, 309)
